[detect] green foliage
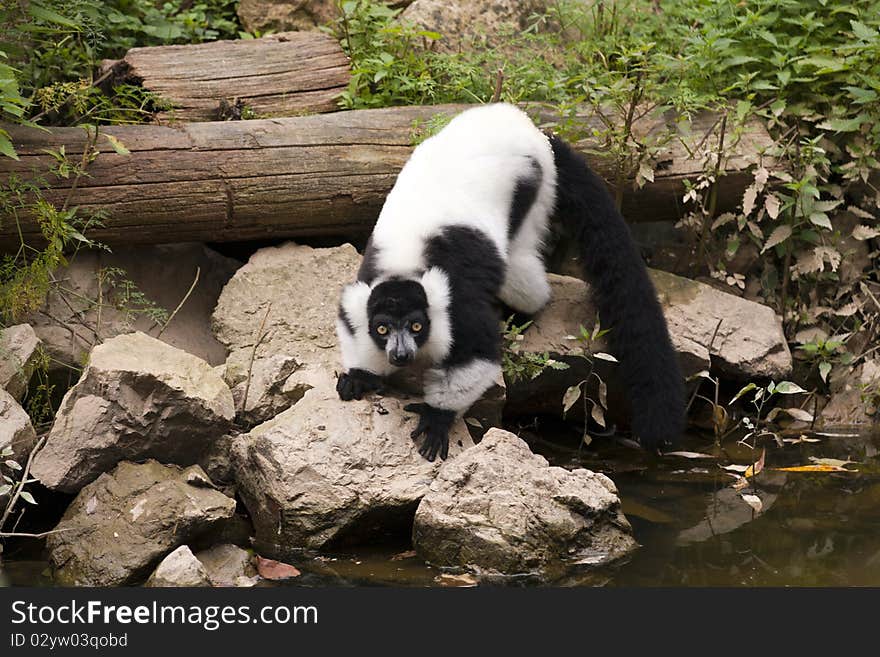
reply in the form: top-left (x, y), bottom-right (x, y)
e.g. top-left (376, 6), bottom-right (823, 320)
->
top-left (336, 1), bottom-right (879, 334)
top-left (501, 317), bottom-right (568, 384)
top-left (0, 0), bottom-right (241, 128)
top-left (0, 51), bottom-right (29, 159)
top-left (331, 0), bottom-right (587, 109)
top-left (95, 266), bottom-right (169, 328)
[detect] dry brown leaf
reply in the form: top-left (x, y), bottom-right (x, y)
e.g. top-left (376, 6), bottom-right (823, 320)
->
top-left (391, 550), bottom-right (417, 561)
top-left (436, 573), bottom-right (478, 587)
top-left (255, 556), bottom-right (301, 581)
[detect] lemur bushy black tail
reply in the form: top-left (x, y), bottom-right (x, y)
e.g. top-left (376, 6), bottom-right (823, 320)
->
top-left (549, 135), bottom-right (686, 448)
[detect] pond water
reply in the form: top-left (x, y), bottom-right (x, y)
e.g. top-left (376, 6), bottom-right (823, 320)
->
top-left (2, 425), bottom-right (879, 587)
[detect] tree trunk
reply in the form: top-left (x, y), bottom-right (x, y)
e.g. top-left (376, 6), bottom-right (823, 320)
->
top-left (0, 104), bottom-right (776, 250)
top-left (123, 31), bottom-right (350, 122)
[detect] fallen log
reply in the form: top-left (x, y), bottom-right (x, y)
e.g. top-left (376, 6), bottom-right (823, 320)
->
top-left (0, 104), bottom-right (775, 250)
top-left (122, 31), bottom-right (350, 121)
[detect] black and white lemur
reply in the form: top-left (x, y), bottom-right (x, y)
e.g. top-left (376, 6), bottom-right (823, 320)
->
top-left (336, 103), bottom-right (685, 460)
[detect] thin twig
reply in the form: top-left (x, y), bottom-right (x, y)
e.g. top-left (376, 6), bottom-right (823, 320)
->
top-left (240, 303), bottom-right (272, 413)
top-left (862, 283), bottom-right (880, 314)
top-left (0, 528), bottom-right (75, 539)
top-left (491, 68), bottom-right (504, 103)
top-left (0, 436), bottom-right (47, 532)
top-left (685, 318), bottom-right (723, 414)
top-left (156, 266), bottom-right (200, 338)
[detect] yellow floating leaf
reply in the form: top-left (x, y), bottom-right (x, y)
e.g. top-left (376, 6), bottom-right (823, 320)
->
top-left (774, 464), bottom-right (855, 472)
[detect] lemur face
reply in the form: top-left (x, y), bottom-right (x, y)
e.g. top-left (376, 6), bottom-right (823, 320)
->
top-left (366, 279), bottom-right (431, 366)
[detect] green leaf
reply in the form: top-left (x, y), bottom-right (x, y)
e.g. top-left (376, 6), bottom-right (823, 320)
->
top-left (761, 224), bottom-right (792, 253)
top-left (4, 460), bottom-right (21, 471)
top-left (19, 490), bottom-right (37, 504)
top-left (818, 361), bottom-right (832, 383)
top-left (817, 116), bottom-right (865, 132)
top-left (844, 86), bottom-right (879, 105)
top-left (721, 55), bottom-right (760, 70)
top-left (590, 400), bottom-right (606, 428)
top-left (28, 3), bottom-right (79, 28)
top-left (104, 134), bottom-right (130, 156)
top-left (0, 130), bottom-right (19, 160)
top-left (562, 384), bottom-right (583, 415)
top-left (0, 484), bottom-right (12, 497)
top-left (851, 20), bottom-right (878, 41)
top-left (730, 383), bottom-right (757, 404)
top-left (756, 30), bottom-right (778, 46)
top-left (593, 352), bottom-right (618, 362)
top-left (774, 381), bottom-right (807, 395)
top-left (809, 212), bottom-right (832, 230)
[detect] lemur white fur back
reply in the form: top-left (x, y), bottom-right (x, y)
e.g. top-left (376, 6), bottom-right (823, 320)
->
top-left (373, 103), bottom-right (557, 288)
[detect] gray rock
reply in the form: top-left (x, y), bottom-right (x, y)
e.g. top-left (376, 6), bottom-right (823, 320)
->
top-left (47, 461), bottom-right (236, 586)
top-left (0, 388), bottom-right (37, 464)
top-left (820, 359), bottom-right (879, 427)
top-left (195, 544), bottom-right (258, 587)
top-left (237, 0), bottom-right (413, 33)
top-left (400, 0), bottom-right (548, 52)
top-left (413, 428), bottom-right (637, 576)
top-left (145, 545), bottom-right (211, 587)
top-left (26, 243), bottom-right (239, 370)
top-left (32, 332), bottom-right (235, 493)
top-left (212, 242), bottom-right (361, 424)
top-left (232, 386), bottom-right (474, 554)
top-left (507, 271), bottom-right (791, 420)
top-left (0, 324), bottom-right (41, 401)
top-left (237, 0), bottom-right (338, 33)
top-left (197, 433), bottom-right (239, 496)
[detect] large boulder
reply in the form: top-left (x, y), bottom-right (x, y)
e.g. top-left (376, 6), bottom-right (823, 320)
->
top-left (212, 242), bottom-right (361, 424)
top-left (413, 429), bottom-right (637, 577)
top-left (237, 0), bottom-right (338, 33)
top-left (32, 332), bottom-right (235, 493)
top-left (144, 545), bottom-right (211, 587)
top-left (232, 386), bottom-right (474, 554)
top-left (47, 461), bottom-right (237, 586)
top-left (400, 0), bottom-right (548, 52)
top-left (26, 243), bottom-right (239, 370)
top-left (507, 271), bottom-right (792, 419)
top-left (0, 388), bottom-right (37, 464)
top-left (0, 324), bottom-right (41, 401)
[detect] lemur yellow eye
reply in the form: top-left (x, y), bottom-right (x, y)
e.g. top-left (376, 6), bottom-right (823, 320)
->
top-left (376, 325), bottom-right (388, 335)
top-left (411, 322), bottom-right (423, 333)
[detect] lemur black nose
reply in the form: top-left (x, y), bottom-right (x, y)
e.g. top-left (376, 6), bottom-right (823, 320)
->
top-left (390, 352), bottom-right (413, 366)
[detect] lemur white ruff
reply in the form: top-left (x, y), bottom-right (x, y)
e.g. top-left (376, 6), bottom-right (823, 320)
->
top-left (336, 104), bottom-right (684, 460)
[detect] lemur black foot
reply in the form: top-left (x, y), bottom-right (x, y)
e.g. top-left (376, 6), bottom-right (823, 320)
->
top-left (336, 368), bottom-right (384, 401)
top-left (404, 403), bottom-right (456, 462)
